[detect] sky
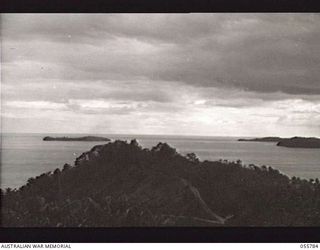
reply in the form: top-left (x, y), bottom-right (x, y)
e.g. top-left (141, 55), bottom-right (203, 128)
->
top-left (1, 14), bottom-right (320, 137)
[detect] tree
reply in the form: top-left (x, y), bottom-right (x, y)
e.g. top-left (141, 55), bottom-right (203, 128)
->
top-left (130, 139), bottom-right (140, 148)
top-left (186, 153), bottom-right (199, 163)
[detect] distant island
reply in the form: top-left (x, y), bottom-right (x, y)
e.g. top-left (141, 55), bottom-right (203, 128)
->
top-left (238, 137), bottom-right (283, 142)
top-left (43, 136), bottom-right (110, 142)
top-left (238, 136), bottom-right (320, 148)
top-left (2, 139), bottom-right (320, 227)
top-left (277, 137), bottom-right (320, 148)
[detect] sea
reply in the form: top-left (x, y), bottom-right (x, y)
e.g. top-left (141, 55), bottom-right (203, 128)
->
top-left (1, 133), bottom-right (320, 189)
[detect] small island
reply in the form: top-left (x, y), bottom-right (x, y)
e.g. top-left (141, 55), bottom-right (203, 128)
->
top-left (238, 136), bottom-right (320, 148)
top-left (238, 137), bottom-right (283, 142)
top-left (43, 136), bottom-right (111, 142)
top-left (276, 137), bottom-right (320, 148)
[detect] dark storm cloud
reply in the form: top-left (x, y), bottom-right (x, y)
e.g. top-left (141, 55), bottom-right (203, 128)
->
top-left (1, 14), bottom-right (226, 44)
top-left (2, 14), bottom-right (320, 97)
top-left (149, 14), bottom-right (320, 95)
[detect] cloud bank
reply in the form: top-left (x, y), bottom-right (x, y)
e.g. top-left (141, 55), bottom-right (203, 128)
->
top-left (2, 14), bottom-right (320, 136)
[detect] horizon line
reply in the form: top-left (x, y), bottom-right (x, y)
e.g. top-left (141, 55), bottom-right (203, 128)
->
top-left (1, 132), bottom-right (319, 139)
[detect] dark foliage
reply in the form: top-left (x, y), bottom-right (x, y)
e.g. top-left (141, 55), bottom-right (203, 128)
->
top-left (2, 140), bottom-right (320, 227)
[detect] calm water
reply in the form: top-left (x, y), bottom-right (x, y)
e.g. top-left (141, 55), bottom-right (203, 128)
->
top-left (1, 133), bottom-right (320, 188)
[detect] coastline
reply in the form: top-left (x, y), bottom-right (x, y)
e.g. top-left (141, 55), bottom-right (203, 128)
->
top-left (2, 134), bottom-right (320, 189)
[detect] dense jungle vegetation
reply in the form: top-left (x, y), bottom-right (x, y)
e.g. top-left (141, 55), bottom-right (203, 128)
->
top-left (2, 140), bottom-right (320, 226)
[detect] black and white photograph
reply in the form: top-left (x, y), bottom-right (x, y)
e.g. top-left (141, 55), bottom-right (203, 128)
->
top-left (1, 13), bottom-right (320, 229)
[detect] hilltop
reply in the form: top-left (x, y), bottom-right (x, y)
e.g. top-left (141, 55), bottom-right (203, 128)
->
top-left (2, 140), bottom-right (320, 227)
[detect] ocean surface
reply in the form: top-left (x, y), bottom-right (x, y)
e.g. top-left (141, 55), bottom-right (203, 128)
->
top-left (1, 133), bottom-right (320, 188)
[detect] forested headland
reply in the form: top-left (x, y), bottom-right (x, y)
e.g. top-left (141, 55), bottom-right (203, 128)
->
top-left (2, 140), bottom-right (320, 227)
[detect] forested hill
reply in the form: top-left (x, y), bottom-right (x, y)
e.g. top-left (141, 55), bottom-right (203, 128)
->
top-left (2, 140), bottom-right (320, 227)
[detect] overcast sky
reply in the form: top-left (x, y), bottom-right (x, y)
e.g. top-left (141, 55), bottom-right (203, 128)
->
top-left (1, 14), bottom-right (320, 136)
